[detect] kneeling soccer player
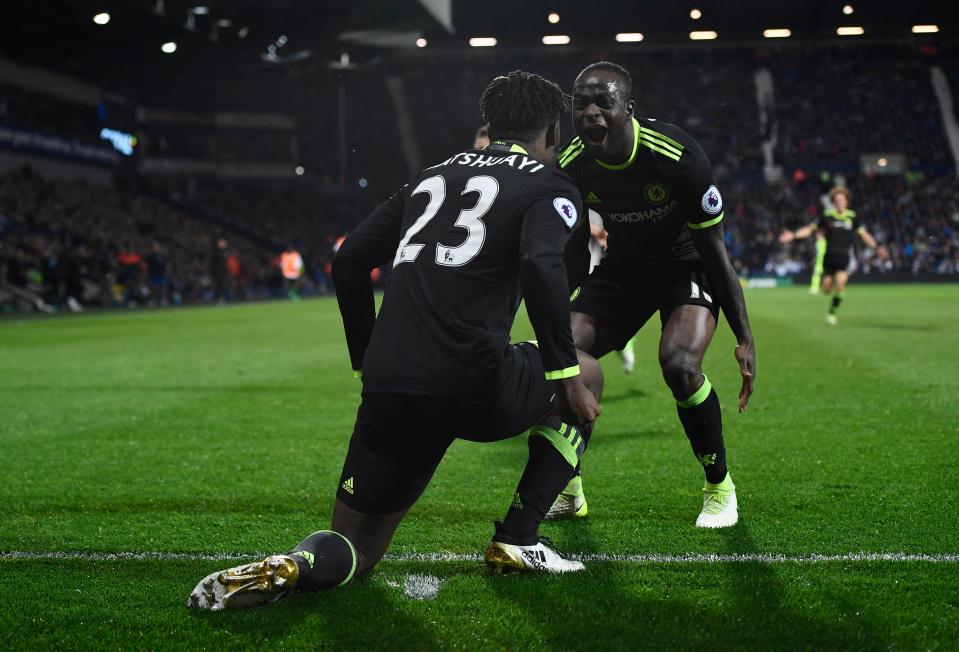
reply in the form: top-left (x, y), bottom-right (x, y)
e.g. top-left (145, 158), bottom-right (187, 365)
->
top-left (189, 71), bottom-right (603, 610)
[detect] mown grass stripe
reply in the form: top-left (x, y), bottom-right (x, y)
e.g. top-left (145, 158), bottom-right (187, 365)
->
top-left (4, 551), bottom-right (959, 563)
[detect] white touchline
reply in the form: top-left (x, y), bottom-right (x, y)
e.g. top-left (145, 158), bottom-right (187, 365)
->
top-left (2, 551), bottom-right (959, 563)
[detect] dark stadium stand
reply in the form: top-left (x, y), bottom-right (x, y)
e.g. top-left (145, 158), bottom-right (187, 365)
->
top-left (1, 40), bottom-right (957, 312)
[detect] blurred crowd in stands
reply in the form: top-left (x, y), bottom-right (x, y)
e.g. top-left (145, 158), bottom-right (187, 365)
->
top-left (1, 42), bottom-right (958, 313)
top-left (0, 167), bottom-right (347, 313)
top-left (725, 172), bottom-right (959, 277)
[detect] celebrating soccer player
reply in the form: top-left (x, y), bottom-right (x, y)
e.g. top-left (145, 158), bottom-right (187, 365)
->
top-left (780, 186), bottom-right (888, 324)
top-left (548, 62), bottom-right (755, 528)
top-left (189, 71), bottom-right (604, 610)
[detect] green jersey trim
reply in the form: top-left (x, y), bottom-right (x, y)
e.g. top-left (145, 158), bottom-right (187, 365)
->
top-left (545, 364), bottom-right (581, 380)
top-left (559, 137), bottom-right (584, 168)
top-left (638, 125), bottom-right (684, 162)
top-left (596, 118), bottom-right (640, 170)
top-left (490, 141), bottom-right (529, 155)
top-left (640, 125), bottom-right (684, 151)
top-left (688, 211), bottom-right (724, 230)
top-left (823, 208), bottom-right (857, 221)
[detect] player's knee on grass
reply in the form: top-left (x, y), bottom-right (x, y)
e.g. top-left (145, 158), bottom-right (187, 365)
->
top-left (659, 348), bottom-right (703, 400)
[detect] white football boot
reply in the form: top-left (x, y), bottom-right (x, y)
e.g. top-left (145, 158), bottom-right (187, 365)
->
top-left (695, 474), bottom-right (738, 528)
top-left (485, 536), bottom-right (584, 573)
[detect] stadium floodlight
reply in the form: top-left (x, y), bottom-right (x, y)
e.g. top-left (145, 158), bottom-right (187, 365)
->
top-left (192, 6), bottom-right (209, 14)
top-left (548, 12), bottom-right (560, 24)
top-left (416, 37), bottom-right (428, 47)
top-left (836, 26), bottom-right (864, 36)
top-left (216, 18), bottom-right (232, 27)
top-left (161, 41), bottom-right (177, 53)
top-left (690, 9), bottom-right (702, 20)
top-left (237, 26), bottom-right (249, 38)
top-left (689, 30), bottom-right (718, 40)
top-left (469, 37), bottom-right (497, 47)
top-left (842, 4), bottom-right (854, 15)
top-left (93, 12), bottom-right (110, 25)
top-left (294, 166), bottom-right (305, 176)
top-left (542, 34), bottom-right (570, 45)
top-left (912, 25), bottom-right (939, 34)
top-left (615, 32), bottom-right (644, 42)
top-left (763, 28), bottom-right (792, 38)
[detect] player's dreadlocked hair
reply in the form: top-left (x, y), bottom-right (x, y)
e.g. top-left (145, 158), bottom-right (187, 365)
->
top-left (576, 61), bottom-right (632, 100)
top-left (479, 70), bottom-right (569, 144)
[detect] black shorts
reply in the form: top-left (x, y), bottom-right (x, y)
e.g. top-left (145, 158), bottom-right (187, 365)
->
top-left (570, 259), bottom-right (720, 351)
top-left (822, 255), bottom-right (850, 276)
top-left (335, 342), bottom-right (554, 514)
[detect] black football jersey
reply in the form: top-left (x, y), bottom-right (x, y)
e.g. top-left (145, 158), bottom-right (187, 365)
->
top-left (817, 208), bottom-right (862, 257)
top-left (333, 142), bottom-right (583, 397)
top-left (559, 117), bottom-right (723, 269)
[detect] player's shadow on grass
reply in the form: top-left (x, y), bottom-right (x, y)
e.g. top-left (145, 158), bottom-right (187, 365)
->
top-left (716, 523), bottom-right (880, 649)
top-left (600, 387), bottom-right (651, 405)
top-left (483, 518), bottom-right (875, 650)
top-left (189, 574), bottom-right (445, 649)
top-left (587, 427), bottom-right (673, 446)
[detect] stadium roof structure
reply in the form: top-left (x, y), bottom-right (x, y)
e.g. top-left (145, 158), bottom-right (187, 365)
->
top-left (0, 0), bottom-right (952, 105)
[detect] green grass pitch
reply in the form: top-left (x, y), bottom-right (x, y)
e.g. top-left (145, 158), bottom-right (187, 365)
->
top-left (1, 284), bottom-right (958, 650)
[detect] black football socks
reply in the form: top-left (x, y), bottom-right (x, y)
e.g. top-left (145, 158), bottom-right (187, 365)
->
top-left (287, 530), bottom-right (358, 590)
top-left (676, 376), bottom-right (728, 484)
top-left (829, 293), bottom-right (843, 314)
top-left (499, 415), bottom-right (592, 543)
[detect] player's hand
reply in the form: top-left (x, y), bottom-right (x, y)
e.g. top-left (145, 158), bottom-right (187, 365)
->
top-left (778, 230), bottom-right (794, 244)
top-left (596, 228), bottom-right (609, 251)
top-left (734, 340), bottom-right (755, 413)
top-left (555, 376), bottom-right (601, 425)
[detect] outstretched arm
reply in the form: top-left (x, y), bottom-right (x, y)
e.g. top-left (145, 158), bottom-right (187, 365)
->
top-left (779, 223), bottom-right (817, 243)
top-left (690, 223), bottom-right (755, 412)
top-left (857, 226), bottom-right (888, 259)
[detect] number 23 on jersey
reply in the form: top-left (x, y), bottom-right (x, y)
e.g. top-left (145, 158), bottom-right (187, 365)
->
top-left (393, 174), bottom-right (500, 268)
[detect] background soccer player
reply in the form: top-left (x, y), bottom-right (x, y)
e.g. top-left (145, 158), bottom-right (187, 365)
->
top-left (780, 186), bottom-right (887, 324)
top-left (189, 71), bottom-right (604, 610)
top-left (551, 61), bottom-right (755, 528)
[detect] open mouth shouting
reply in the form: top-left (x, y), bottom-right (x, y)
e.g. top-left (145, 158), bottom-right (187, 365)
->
top-left (584, 123), bottom-right (608, 147)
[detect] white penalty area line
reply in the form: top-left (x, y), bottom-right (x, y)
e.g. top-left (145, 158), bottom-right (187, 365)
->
top-left (3, 551), bottom-right (959, 564)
